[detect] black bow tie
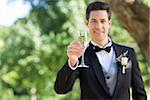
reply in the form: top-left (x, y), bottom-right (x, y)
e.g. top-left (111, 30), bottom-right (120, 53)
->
top-left (93, 45), bottom-right (111, 53)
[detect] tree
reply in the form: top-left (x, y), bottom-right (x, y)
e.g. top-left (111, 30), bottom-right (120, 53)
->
top-left (106, 0), bottom-right (150, 63)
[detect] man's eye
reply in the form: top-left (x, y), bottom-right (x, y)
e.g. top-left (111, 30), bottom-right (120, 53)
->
top-left (91, 20), bottom-right (97, 23)
top-left (101, 20), bottom-right (107, 23)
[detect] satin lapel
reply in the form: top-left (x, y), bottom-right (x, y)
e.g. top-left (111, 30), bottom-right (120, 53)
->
top-left (87, 44), bottom-right (109, 94)
top-left (112, 43), bottom-right (124, 97)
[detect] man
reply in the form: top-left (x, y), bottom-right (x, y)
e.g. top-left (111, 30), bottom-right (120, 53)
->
top-left (54, 1), bottom-right (147, 100)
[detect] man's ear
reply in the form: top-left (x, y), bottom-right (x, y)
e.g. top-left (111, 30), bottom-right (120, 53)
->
top-left (109, 19), bottom-right (112, 26)
top-left (85, 20), bottom-right (88, 26)
top-left (108, 19), bottom-right (112, 28)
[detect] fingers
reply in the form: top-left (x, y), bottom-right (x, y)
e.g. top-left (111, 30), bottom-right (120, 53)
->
top-left (67, 48), bottom-right (83, 56)
top-left (67, 40), bottom-right (89, 65)
top-left (70, 40), bottom-right (82, 47)
top-left (67, 40), bottom-right (83, 58)
top-left (67, 39), bottom-right (89, 59)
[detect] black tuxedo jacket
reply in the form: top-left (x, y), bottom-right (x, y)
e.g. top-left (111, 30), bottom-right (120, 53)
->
top-left (54, 43), bottom-right (147, 100)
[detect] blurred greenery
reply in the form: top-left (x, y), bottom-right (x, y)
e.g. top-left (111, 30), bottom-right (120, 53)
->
top-left (0, 0), bottom-right (149, 100)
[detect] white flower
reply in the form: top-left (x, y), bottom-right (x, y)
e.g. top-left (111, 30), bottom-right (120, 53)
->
top-left (116, 50), bottom-right (129, 74)
top-left (121, 57), bottom-right (128, 66)
top-left (116, 50), bottom-right (128, 63)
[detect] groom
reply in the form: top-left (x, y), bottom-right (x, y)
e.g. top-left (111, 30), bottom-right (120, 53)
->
top-left (54, 1), bottom-right (147, 100)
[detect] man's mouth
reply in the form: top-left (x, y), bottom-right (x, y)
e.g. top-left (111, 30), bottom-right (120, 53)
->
top-left (93, 31), bottom-right (104, 35)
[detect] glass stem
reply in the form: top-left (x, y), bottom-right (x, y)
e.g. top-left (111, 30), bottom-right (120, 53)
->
top-left (81, 52), bottom-right (85, 65)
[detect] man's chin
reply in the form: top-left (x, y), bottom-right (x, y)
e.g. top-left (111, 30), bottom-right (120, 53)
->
top-left (96, 36), bottom-right (108, 41)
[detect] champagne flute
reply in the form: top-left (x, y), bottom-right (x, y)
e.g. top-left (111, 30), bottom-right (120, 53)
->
top-left (77, 29), bottom-right (89, 68)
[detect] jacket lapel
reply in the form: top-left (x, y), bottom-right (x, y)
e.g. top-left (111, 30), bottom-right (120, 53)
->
top-left (87, 44), bottom-right (110, 94)
top-left (112, 43), bottom-right (125, 97)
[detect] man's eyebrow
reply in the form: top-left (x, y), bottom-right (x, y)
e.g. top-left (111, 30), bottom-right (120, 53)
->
top-left (90, 18), bottom-right (107, 20)
top-left (100, 18), bottom-right (107, 20)
top-left (91, 19), bottom-right (97, 20)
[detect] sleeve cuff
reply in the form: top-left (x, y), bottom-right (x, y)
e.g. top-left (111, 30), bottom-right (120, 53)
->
top-left (68, 59), bottom-right (79, 70)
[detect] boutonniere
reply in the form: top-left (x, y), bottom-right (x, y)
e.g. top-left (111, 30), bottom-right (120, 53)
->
top-left (116, 50), bottom-right (129, 74)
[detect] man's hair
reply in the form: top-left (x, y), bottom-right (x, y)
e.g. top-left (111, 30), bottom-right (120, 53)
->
top-left (86, 1), bottom-right (111, 20)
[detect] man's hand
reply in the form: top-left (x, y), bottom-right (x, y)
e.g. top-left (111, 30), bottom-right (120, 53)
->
top-left (67, 40), bottom-right (84, 66)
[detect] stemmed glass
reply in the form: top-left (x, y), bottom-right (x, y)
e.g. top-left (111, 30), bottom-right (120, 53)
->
top-left (77, 29), bottom-right (89, 68)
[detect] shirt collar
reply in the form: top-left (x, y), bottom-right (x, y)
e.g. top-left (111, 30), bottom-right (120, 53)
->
top-left (91, 37), bottom-right (112, 48)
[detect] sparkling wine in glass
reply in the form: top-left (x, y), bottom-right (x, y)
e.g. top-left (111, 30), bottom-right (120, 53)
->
top-left (77, 30), bottom-right (89, 68)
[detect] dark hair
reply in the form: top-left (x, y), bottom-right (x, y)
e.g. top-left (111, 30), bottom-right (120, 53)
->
top-left (86, 1), bottom-right (111, 20)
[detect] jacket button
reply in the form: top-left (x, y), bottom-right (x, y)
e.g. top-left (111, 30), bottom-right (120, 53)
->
top-left (106, 76), bottom-right (110, 79)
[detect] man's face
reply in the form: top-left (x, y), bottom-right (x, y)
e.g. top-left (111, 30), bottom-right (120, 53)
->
top-left (86, 10), bottom-right (111, 43)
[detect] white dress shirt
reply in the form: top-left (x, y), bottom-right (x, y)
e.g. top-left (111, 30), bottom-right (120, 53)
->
top-left (91, 38), bottom-right (114, 74)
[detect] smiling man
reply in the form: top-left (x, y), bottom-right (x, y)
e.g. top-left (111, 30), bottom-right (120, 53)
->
top-left (54, 1), bottom-right (147, 100)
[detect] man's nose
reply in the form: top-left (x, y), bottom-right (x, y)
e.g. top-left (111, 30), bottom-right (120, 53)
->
top-left (95, 22), bottom-right (102, 29)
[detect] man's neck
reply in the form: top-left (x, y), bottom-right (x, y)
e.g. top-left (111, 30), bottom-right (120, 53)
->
top-left (94, 37), bottom-right (109, 47)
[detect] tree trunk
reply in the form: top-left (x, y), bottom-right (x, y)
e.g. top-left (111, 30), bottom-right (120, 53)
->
top-left (106, 0), bottom-right (150, 63)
